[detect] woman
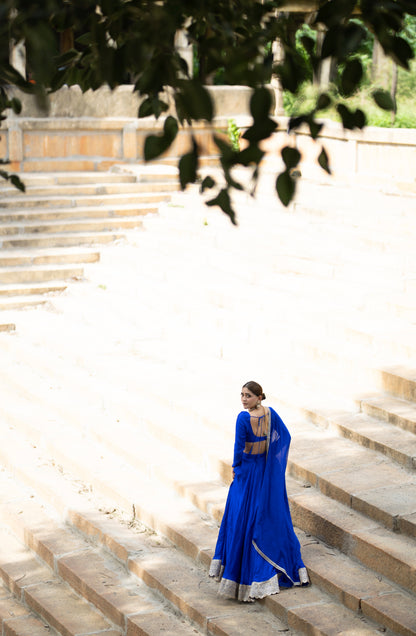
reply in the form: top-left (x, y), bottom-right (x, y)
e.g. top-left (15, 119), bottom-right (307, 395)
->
top-left (209, 381), bottom-right (309, 602)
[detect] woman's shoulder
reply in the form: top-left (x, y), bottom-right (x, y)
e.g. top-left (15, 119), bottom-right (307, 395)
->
top-left (236, 410), bottom-right (252, 425)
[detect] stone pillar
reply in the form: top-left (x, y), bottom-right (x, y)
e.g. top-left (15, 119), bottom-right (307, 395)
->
top-left (175, 30), bottom-right (193, 77)
top-left (8, 122), bottom-right (24, 169)
top-left (271, 39), bottom-right (285, 116)
top-left (372, 40), bottom-right (394, 89)
top-left (315, 26), bottom-right (333, 88)
top-left (122, 123), bottom-right (138, 160)
top-left (10, 40), bottom-right (26, 78)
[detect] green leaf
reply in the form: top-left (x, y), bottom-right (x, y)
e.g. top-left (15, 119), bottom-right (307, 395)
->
top-left (318, 147), bottom-right (331, 175)
top-left (144, 135), bottom-right (166, 161)
top-left (337, 104), bottom-right (366, 129)
top-left (144, 116), bottom-right (178, 161)
top-left (281, 146), bottom-right (301, 170)
top-left (274, 50), bottom-right (307, 92)
top-left (237, 145), bottom-right (264, 166)
top-left (321, 26), bottom-right (340, 59)
top-left (163, 115), bottom-right (179, 144)
top-left (389, 36), bottom-right (414, 70)
top-left (56, 49), bottom-right (80, 66)
top-left (372, 88), bottom-right (395, 111)
top-left (177, 80), bottom-right (213, 122)
top-left (242, 118), bottom-right (277, 143)
top-left (10, 98), bottom-right (22, 115)
top-left (10, 174), bottom-right (26, 192)
top-left (138, 98), bottom-right (154, 118)
top-left (316, 0), bottom-right (356, 27)
top-left (250, 87), bottom-right (272, 120)
top-left (340, 58), bottom-right (363, 96)
top-left (354, 108), bottom-right (366, 129)
top-left (201, 176), bottom-right (216, 192)
top-left (300, 35), bottom-right (316, 56)
top-left (179, 139), bottom-right (198, 190)
top-left (309, 119), bottom-right (323, 139)
top-left (276, 170), bottom-right (295, 207)
top-left (288, 115), bottom-right (308, 132)
top-left (214, 134), bottom-right (233, 156)
top-left (206, 188), bottom-right (236, 225)
top-left (316, 93), bottom-right (331, 111)
top-left (337, 103), bottom-right (356, 129)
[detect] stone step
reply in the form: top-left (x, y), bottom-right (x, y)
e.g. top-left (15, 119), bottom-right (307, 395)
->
top-left (0, 169), bottom-right (178, 188)
top-left (161, 190), bottom-right (416, 260)
top-left (0, 264), bottom-right (85, 285)
top-left (0, 171), bottom-right (137, 188)
top-left (0, 438), bottom-right (302, 636)
top-left (0, 203), bottom-right (158, 223)
top-left (87, 241), bottom-right (416, 375)
top-left (0, 419), bottom-right (385, 635)
top-left (381, 367), bottom-right (416, 402)
top-left (302, 408), bottom-right (416, 471)
top-left (132, 210), bottom-right (416, 333)
top-left (0, 474), bottom-right (205, 636)
top-left (155, 198), bottom-right (416, 272)
top-left (0, 322), bottom-right (15, 332)
top-left (0, 216), bottom-right (144, 236)
top-left (111, 165), bottom-right (179, 183)
top-left (0, 281), bottom-right (67, 297)
top-left (360, 394), bottom-right (416, 435)
top-left (0, 294), bottom-right (49, 310)
top-left (0, 191), bottom-right (172, 210)
top-left (0, 309), bottom-right (414, 516)
top-left (0, 527), bottom-right (122, 635)
top-left (0, 247), bottom-right (100, 267)
top-left (0, 586), bottom-right (61, 636)
top-left (0, 230), bottom-right (127, 249)
top-left (0, 181), bottom-right (179, 199)
top-left (1, 354), bottom-right (415, 597)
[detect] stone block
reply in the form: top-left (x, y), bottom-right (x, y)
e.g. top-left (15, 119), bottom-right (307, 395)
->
top-left (127, 610), bottom-right (200, 636)
top-left (287, 600), bottom-right (378, 635)
top-left (207, 605), bottom-right (289, 636)
top-left (123, 124), bottom-right (138, 160)
top-left (381, 367), bottom-right (416, 401)
top-left (57, 550), bottom-right (147, 627)
top-left (7, 126), bottom-right (23, 162)
top-left (3, 615), bottom-right (60, 636)
top-left (0, 593), bottom-right (31, 621)
top-left (301, 540), bottom-right (394, 612)
top-left (23, 160), bottom-right (97, 172)
top-left (0, 530), bottom-right (54, 598)
top-left (352, 526), bottom-right (416, 593)
top-left (362, 591), bottom-right (416, 636)
top-left (0, 498), bottom-right (87, 571)
top-left (67, 509), bottom-right (144, 563)
top-left (24, 580), bottom-right (113, 634)
top-left (351, 483), bottom-right (416, 535)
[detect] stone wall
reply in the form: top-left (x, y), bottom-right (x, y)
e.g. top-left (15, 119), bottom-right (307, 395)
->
top-left (0, 85), bottom-right (254, 172)
top-left (1, 85), bottom-right (415, 182)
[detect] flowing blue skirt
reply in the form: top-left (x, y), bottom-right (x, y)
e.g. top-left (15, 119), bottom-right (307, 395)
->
top-left (209, 452), bottom-right (281, 601)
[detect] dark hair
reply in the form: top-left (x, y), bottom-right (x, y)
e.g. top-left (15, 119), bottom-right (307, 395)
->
top-left (242, 381), bottom-right (266, 401)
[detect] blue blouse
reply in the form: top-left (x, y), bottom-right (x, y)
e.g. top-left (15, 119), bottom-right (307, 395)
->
top-left (233, 411), bottom-right (267, 467)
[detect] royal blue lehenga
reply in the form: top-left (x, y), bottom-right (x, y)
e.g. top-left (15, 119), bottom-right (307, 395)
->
top-left (209, 406), bottom-right (309, 602)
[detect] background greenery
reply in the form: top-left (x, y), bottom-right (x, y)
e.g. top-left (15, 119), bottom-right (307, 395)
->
top-left (285, 15), bottom-right (416, 128)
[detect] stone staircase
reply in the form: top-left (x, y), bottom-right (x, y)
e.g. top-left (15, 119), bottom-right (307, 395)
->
top-left (0, 167), bottom-right (180, 331)
top-left (0, 169), bottom-right (415, 635)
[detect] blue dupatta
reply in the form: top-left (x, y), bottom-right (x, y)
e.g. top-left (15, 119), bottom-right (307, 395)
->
top-left (252, 406), bottom-right (308, 586)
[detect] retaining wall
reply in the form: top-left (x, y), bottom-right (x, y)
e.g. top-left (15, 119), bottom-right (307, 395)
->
top-left (1, 85), bottom-right (415, 182)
